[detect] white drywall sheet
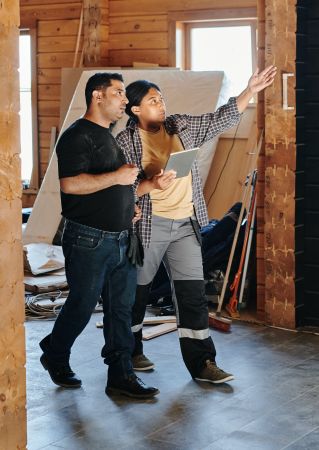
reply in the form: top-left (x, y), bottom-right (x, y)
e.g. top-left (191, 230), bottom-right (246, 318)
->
top-left (23, 69), bottom-right (229, 244)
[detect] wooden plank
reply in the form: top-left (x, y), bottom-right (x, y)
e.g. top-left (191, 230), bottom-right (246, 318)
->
top-left (108, 49), bottom-right (168, 66)
top-left (38, 52), bottom-right (76, 68)
top-left (38, 35), bottom-right (84, 53)
top-left (40, 147), bottom-right (51, 165)
top-left (38, 84), bottom-right (61, 101)
top-left (21, 0), bottom-right (81, 5)
top-left (109, 32), bottom-right (168, 50)
top-left (168, 7), bottom-right (257, 22)
top-left (38, 29), bottom-right (108, 53)
top-left (109, 15), bottom-right (168, 33)
top-left (142, 323), bottom-right (177, 340)
top-left (40, 161), bottom-right (49, 179)
top-left (20, 3), bottom-right (82, 24)
top-left (38, 19), bottom-right (81, 37)
top-left (143, 316), bottom-right (176, 325)
top-left (38, 68), bottom-right (62, 85)
top-left (38, 100), bottom-right (60, 116)
top-left (39, 116), bottom-right (60, 132)
top-left (39, 132), bottom-right (51, 149)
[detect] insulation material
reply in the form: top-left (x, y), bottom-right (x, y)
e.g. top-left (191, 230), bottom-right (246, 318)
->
top-left (23, 69), bottom-right (229, 244)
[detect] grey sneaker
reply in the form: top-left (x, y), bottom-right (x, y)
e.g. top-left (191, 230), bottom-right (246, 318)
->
top-left (195, 360), bottom-right (234, 384)
top-left (132, 354), bottom-right (154, 371)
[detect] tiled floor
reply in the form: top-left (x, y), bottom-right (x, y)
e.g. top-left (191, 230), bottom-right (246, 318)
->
top-left (26, 314), bottom-right (319, 450)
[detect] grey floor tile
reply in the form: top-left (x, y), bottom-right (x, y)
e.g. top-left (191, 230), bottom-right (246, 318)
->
top-left (282, 426), bottom-right (319, 450)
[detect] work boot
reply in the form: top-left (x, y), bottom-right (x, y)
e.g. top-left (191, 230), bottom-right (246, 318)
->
top-left (132, 354), bottom-right (154, 371)
top-left (40, 354), bottom-right (82, 388)
top-left (195, 360), bottom-right (234, 384)
top-left (106, 373), bottom-right (159, 399)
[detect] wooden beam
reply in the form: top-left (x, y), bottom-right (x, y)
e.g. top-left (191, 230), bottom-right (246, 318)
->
top-left (83, 0), bottom-right (102, 66)
top-left (0, 1), bottom-right (26, 448)
top-left (142, 323), bottom-right (177, 340)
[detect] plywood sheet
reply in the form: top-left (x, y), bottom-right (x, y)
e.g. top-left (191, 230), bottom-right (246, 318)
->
top-left (204, 107), bottom-right (257, 219)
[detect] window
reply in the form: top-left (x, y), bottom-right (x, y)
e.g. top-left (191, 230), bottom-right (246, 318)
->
top-left (184, 20), bottom-right (257, 98)
top-left (19, 29), bottom-right (38, 189)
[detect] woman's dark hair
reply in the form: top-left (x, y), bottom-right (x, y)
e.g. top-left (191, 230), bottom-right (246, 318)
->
top-left (125, 80), bottom-right (161, 122)
top-left (85, 72), bottom-right (123, 108)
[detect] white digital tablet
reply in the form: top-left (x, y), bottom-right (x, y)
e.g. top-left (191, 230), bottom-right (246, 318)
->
top-left (164, 147), bottom-right (200, 178)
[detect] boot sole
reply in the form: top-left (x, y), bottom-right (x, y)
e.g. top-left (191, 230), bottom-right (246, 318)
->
top-left (195, 375), bottom-right (234, 384)
top-left (40, 355), bottom-right (82, 389)
top-left (106, 386), bottom-right (159, 399)
top-left (132, 365), bottom-right (155, 371)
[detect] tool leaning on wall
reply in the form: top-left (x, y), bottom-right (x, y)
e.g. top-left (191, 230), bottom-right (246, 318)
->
top-left (209, 131), bottom-right (264, 332)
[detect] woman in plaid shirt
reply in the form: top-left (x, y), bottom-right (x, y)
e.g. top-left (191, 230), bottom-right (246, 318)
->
top-left (116, 66), bottom-right (276, 385)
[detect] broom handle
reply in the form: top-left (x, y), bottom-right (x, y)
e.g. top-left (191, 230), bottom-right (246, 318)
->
top-left (216, 132), bottom-right (263, 314)
top-left (238, 194), bottom-right (257, 306)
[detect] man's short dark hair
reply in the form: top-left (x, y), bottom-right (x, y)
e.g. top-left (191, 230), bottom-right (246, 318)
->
top-left (85, 72), bottom-right (124, 108)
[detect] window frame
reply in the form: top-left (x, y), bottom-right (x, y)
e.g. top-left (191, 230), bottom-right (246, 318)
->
top-left (183, 19), bottom-right (257, 74)
top-left (168, 7), bottom-right (257, 69)
top-left (19, 28), bottom-right (39, 191)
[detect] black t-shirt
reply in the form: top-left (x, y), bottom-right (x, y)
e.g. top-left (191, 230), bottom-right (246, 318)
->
top-left (56, 118), bottom-right (134, 231)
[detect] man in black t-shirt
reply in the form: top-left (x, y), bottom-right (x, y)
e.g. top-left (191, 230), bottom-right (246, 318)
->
top-left (39, 73), bottom-right (159, 399)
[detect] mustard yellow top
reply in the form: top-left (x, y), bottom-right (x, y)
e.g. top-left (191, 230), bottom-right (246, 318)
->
top-left (139, 125), bottom-right (194, 219)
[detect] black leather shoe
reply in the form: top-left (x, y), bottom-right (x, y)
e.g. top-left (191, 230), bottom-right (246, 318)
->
top-left (40, 354), bottom-right (82, 388)
top-left (106, 374), bottom-right (159, 399)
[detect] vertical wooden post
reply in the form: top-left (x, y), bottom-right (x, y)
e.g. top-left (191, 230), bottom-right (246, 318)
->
top-left (263, 0), bottom-right (297, 328)
top-left (83, 0), bottom-right (102, 66)
top-left (0, 1), bottom-right (27, 448)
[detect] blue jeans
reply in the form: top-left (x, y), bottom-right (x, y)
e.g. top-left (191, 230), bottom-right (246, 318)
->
top-left (40, 219), bottom-right (136, 380)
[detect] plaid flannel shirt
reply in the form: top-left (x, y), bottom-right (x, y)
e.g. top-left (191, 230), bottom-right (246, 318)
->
top-left (116, 96), bottom-right (241, 248)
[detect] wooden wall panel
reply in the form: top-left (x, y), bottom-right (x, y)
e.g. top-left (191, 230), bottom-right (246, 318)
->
top-left (0, 1), bottom-right (26, 448)
top-left (109, 0), bottom-right (256, 67)
top-left (109, 15), bottom-right (168, 33)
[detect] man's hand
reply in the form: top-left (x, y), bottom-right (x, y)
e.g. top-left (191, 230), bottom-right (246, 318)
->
top-left (247, 65), bottom-right (277, 94)
top-left (116, 164), bottom-right (139, 185)
top-left (132, 204), bottom-right (142, 224)
top-left (151, 169), bottom-right (176, 190)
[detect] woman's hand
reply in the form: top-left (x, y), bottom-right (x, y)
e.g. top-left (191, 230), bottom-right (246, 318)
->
top-left (247, 65), bottom-right (277, 94)
top-left (151, 169), bottom-right (176, 190)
